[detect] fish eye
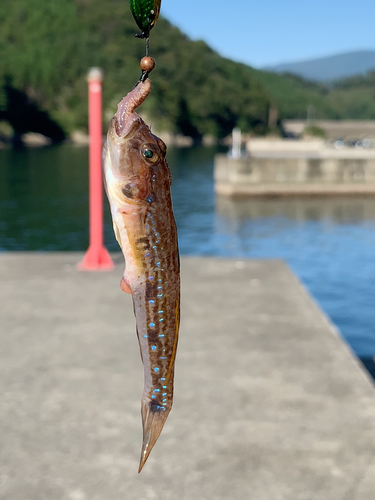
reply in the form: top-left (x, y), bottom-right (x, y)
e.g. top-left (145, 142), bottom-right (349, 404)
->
top-left (144, 149), bottom-right (154, 159)
top-left (141, 145), bottom-right (160, 163)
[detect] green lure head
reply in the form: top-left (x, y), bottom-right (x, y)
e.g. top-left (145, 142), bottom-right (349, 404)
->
top-left (129, 0), bottom-right (161, 38)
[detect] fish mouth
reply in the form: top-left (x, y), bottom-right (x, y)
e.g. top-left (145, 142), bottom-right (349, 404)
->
top-left (114, 79), bottom-right (151, 137)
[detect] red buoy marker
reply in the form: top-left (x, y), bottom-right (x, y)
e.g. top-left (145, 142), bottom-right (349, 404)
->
top-left (78, 68), bottom-right (114, 271)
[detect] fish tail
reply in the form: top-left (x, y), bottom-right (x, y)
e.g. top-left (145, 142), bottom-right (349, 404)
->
top-left (138, 397), bottom-right (171, 473)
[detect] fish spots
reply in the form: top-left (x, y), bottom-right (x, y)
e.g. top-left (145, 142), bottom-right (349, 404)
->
top-left (152, 346), bottom-right (157, 351)
top-left (154, 367), bottom-right (159, 373)
top-left (148, 276), bottom-right (154, 281)
top-left (149, 323), bottom-right (155, 328)
top-left (148, 299), bottom-right (154, 304)
top-left (150, 400), bottom-right (165, 413)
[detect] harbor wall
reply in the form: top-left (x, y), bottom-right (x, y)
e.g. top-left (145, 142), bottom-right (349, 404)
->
top-left (214, 153), bottom-right (375, 196)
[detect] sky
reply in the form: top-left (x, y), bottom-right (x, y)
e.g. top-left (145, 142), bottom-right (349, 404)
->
top-left (161, 0), bottom-right (375, 68)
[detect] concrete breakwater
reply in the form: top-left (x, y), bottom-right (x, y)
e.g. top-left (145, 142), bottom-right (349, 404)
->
top-left (1, 253), bottom-right (375, 499)
top-left (215, 140), bottom-right (375, 196)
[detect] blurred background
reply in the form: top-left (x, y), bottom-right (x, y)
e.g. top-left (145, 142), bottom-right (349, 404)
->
top-left (1, 0), bottom-right (375, 376)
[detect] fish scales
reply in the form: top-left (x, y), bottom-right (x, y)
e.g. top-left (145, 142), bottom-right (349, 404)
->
top-left (102, 78), bottom-right (180, 472)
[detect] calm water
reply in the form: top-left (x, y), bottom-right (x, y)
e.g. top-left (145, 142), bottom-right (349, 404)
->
top-left (1, 145), bottom-right (375, 362)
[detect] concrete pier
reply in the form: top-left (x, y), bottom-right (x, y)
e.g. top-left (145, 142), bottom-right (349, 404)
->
top-left (1, 253), bottom-right (375, 499)
top-left (215, 146), bottom-right (375, 196)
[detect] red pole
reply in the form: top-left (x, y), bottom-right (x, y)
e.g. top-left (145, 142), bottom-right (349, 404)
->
top-left (78, 68), bottom-right (114, 271)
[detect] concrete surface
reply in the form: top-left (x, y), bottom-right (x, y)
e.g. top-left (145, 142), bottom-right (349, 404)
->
top-left (1, 253), bottom-right (375, 500)
top-left (283, 120), bottom-right (375, 141)
top-left (214, 154), bottom-right (375, 197)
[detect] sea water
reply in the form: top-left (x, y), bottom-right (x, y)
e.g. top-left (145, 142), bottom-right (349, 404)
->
top-left (1, 144), bottom-right (374, 361)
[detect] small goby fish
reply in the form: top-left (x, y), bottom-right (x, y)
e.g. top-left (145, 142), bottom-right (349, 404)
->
top-left (102, 77), bottom-right (180, 473)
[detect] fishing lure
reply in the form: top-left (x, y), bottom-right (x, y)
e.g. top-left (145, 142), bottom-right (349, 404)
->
top-left (129, 0), bottom-right (161, 38)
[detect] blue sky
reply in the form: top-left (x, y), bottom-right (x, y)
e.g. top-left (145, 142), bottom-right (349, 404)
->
top-left (161, 0), bottom-right (375, 67)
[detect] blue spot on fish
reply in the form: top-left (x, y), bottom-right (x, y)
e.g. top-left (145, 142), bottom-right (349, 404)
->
top-left (154, 367), bottom-right (159, 373)
top-left (149, 300), bottom-right (155, 304)
top-left (158, 310), bottom-right (163, 314)
top-left (161, 378), bottom-right (166, 381)
top-left (154, 389), bottom-right (160, 393)
top-left (157, 294), bottom-right (163, 298)
top-left (149, 323), bottom-right (155, 328)
top-left (152, 395), bottom-right (156, 399)
top-left (147, 196), bottom-right (153, 203)
top-left (144, 335), bottom-right (148, 338)
top-left (149, 276), bottom-right (154, 281)
top-left (159, 319), bottom-right (164, 323)
top-left (153, 246), bottom-right (157, 250)
top-left (145, 253), bottom-right (150, 257)
top-left (162, 393), bottom-right (167, 396)
top-left (163, 386), bottom-right (167, 389)
top-left (156, 262), bottom-right (161, 267)
top-left (159, 334), bottom-right (164, 337)
top-left (160, 356), bottom-right (167, 360)
top-left (152, 346), bottom-right (157, 351)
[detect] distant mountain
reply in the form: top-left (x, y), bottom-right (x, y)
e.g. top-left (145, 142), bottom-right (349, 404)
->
top-left (266, 50), bottom-right (375, 82)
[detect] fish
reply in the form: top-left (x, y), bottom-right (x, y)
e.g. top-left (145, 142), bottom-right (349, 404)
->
top-left (102, 77), bottom-right (180, 473)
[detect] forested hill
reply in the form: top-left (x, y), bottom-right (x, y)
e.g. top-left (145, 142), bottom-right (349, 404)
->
top-left (0, 0), bottom-right (271, 137)
top-left (1, 0), bottom-right (375, 139)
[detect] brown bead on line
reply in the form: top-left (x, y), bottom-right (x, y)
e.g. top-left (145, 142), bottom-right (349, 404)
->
top-left (140, 56), bottom-right (155, 73)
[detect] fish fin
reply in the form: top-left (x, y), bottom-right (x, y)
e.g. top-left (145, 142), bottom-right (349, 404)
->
top-left (138, 398), bottom-right (170, 473)
top-left (120, 277), bottom-right (132, 294)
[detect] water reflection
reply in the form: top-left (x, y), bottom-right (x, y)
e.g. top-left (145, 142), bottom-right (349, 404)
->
top-left (0, 146), bottom-right (89, 250)
top-left (215, 195), bottom-right (375, 360)
top-left (217, 196), bottom-right (375, 223)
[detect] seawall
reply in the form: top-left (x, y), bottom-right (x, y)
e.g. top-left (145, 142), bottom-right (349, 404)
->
top-left (215, 150), bottom-right (375, 196)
